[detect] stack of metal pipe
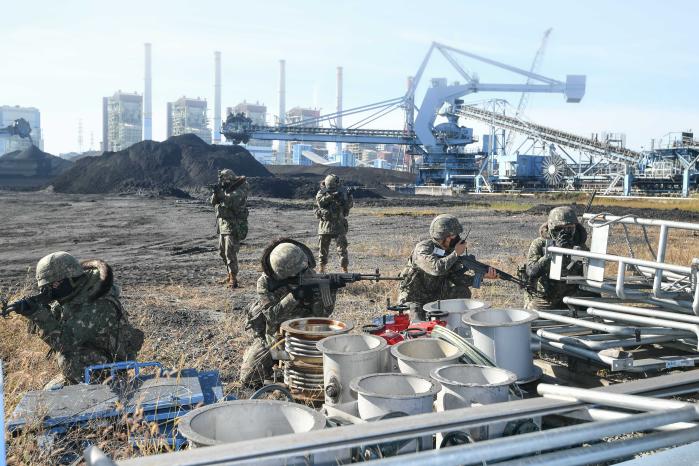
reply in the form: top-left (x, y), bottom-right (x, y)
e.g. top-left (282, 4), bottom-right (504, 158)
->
top-left (534, 213), bottom-right (699, 373)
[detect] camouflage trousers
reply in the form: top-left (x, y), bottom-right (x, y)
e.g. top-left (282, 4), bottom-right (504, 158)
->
top-left (238, 335), bottom-right (274, 388)
top-left (318, 234), bottom-right (349, 269)
top-left (56, 349), bottom-right (118, 384)
top-left (218, 234), bottom-right (240, 275)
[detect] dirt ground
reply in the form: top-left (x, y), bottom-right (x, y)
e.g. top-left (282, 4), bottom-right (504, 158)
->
top-left (0, 190), bottom-right (697, 463)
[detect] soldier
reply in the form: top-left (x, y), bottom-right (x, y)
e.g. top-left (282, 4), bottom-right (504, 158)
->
top-left (210, 169), bottom-right (249, 288)
top-left (523, 206), bottom-right (588, 310)
top-left (398, 214), bottom-right (498, 310)
top-left (315, 174), bottom-right (353, 273)
top-left (239, 238), bottom-right (336, 387)
top-left (4, 252), bottom-right (144, 388)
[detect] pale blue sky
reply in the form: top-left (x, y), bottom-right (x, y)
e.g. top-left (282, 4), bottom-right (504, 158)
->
top-left (3, 0), bottom-right (698, 154)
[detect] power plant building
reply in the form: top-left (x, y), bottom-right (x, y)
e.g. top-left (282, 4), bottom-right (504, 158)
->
top-left (0, 105), bottom-right (43, 155)
top-left (285, 107), bottom-right (325, 164)
top-left (102, 91), bottom-right (143, 152)
top-left (167, 97), bottom-right (211, 143)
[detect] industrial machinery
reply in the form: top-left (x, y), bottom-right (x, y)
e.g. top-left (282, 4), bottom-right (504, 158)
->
top-left (0, 118), bottom-right (32, 141)
top-left (221, 41), bottom-right (585, 188)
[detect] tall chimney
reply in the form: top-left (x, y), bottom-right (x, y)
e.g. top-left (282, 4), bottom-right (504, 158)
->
top-left (143, 43), bottom-right (152, 141)
top-left (278, 59), bottom-right (286, 163)
top-left (336, 66), bottom-right (343, 156)
top-left (213, 51), bottom-right (222, 143)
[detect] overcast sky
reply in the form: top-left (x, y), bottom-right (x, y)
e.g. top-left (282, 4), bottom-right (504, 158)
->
top-left (3, 0), bottom-right (698, 154)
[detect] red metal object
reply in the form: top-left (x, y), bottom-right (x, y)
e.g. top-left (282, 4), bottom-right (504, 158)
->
top-left (409, 319), bottom-right (447, 334)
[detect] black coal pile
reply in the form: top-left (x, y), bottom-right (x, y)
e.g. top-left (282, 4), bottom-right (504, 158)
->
top-left (247, 175), bottom-right (382, 199)
top-left (0, 145), bottom-right (73, 189)
top-left (52, 134), bottom-right (271, 194)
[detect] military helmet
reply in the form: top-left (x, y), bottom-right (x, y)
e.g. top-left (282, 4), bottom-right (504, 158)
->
top-left (429, 214), bottom-right (463, 241)
top-left (324, 174), bottom-right (339, 190)
top-left (548, 206), bottom-right (578, 230)
top-left (218, 169), bottom-right (236, 182)
top-left (269, 243), bottom-right (309, 279)
top-left (36, 251), bottom-right (84, 287)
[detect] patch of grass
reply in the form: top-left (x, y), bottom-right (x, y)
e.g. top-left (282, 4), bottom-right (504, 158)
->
top-left (592, 196), bottom-right (699, 213)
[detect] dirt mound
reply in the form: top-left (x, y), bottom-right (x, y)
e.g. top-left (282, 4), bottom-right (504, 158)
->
top-left (248, 176), bottom-right (383, 199)
top-left (264, 165), bottom-right (414, 198)
top-left (52, 134), bottom-right (271, 194)
top-left (0, 145), bottom-right (73, 189)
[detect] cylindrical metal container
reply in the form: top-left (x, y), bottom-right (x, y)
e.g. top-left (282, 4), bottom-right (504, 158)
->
top-left (281, 318), bottom-right (353, 400)
top-left (462, 308), bottom-right (539, 382)
top-left (317, 334), bottom-right (388, 405)
top-left (178, 400), bottom-right (326, 448)
top-left (431, 364), bottom-right (516, 441)
top-left (391, 338), bottom-right (463, 378)
top-left (349, 372), bottom-right (441, 420)
top-left (423, 299), bottom-right (490, 336)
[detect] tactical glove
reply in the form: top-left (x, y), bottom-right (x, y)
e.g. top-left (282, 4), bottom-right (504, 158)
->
top-left (3, 298), bottom-right (33, 317)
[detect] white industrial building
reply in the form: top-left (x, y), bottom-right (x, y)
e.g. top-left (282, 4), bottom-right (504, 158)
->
top-left (0, 105), bottom-right (43, 155)
top-left (102, 91), bottom-right (143, 152)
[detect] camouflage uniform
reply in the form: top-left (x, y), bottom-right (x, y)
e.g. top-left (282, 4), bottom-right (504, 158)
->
top-left (210, 172), bottom-right (249, 285)
top-left (15, 254), bottom-right (143, 384)
top-left (315, 175), bottom-right (353, 271)
top-left (398, 238), bottom-right (474, 310)
top-left (239, 239), bottom-right (336, 387)
top-left (523, 207), bottom-right (589, 310)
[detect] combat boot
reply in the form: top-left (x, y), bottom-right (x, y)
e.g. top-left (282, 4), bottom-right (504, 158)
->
top-left (341, 265), bottom-right (348, 273)
top-left (230, 273), bottom-right (240, 289)
top-left (220, 273), bottom-right (232, 285)
top-left (319, 264), bottom-right (326, 273)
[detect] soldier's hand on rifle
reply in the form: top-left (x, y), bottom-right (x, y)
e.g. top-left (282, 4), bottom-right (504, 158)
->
top-left (484, 267), bottom-right (499, 280)
top-left (2, 298), bottom-right (32, 317)
top-left (454, 239), bottom-right (467, 256)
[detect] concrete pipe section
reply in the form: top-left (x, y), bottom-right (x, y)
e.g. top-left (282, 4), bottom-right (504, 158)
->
top-left (350, 372), bottom-right (441, 421)
top-left (462, 308), bottom-right (541, 383)
top-left (423, 299), bottom-right (490, 337)
top-left (431, 364), bottom-right (517, 440)
top-left (317, 334), bottom-right (388, 405)
top-left (391, 338), bottom-right (464, 378)
top-left (177, 400), bottom-right (326, 448)
top-left (281, 318), bottom-right (353, 400)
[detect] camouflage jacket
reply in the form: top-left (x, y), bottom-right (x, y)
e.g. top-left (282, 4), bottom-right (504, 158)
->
top-left (247, 272), bottom-right (336, 340)
top-left (525, 223), bottom-right (588, 303)
top-left (210, 181), bottom-right (249, 239)
top-left (398, 238), bottom-right (474, 307)
top-left (22, 264), bottom-right (143, 360)
top-left (315, 187), bottom-right (353, 235)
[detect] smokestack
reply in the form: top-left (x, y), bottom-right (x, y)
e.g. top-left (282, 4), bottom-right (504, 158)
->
top-left (214, 51), bottom-right (222, 143)
top-left (336, 66), bottom-right (343, 156)
top-left (143, 43), bottom-right (152, 141)
top-left (278, 59), bottom-right (286, 163)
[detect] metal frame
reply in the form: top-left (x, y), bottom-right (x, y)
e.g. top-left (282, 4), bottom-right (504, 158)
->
top-left (105, 371), bottom-right (699, 465)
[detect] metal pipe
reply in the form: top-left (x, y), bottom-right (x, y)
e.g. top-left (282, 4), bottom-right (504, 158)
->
top-left (116, 371), bottom-right (699, 465)
top-left (575, 407), bottom-right (697, 432)
top-left (536, 383), bottom-right (696, 413)
top-left (492, 426), bottom-right (699, 466)
top-left (535, 310), bottom-right (681, 336)
top-left (583, 213), bottom-right (699, 232)
top-left (587, 308), bottom-right (699, 349)
top-left (361, 409), bottom-right (698, 466)
top-left (535, 339), bottom-right (632, 371)
top-left (578, 280), bottom-right (693, 313)
top-left (616, 261), bottom-right (627, 299)
top-left (536, 329), bottom-right (683, 350)
top-left (566, 297), bottom-right (699, 325)
top-left (547, 246), bottom-right (692, 275)
top-left (654, 224), bottom-right (669, 295)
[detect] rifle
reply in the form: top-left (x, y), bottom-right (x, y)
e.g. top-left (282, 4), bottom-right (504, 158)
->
top-left (271, 269), bottom-right (401, 308)
top-left (207, 176), bottom-right (247, 194)
top-left (1, 290), bottom-right (50, 318)
top-left (456, 254), bottom-right (547, 298)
